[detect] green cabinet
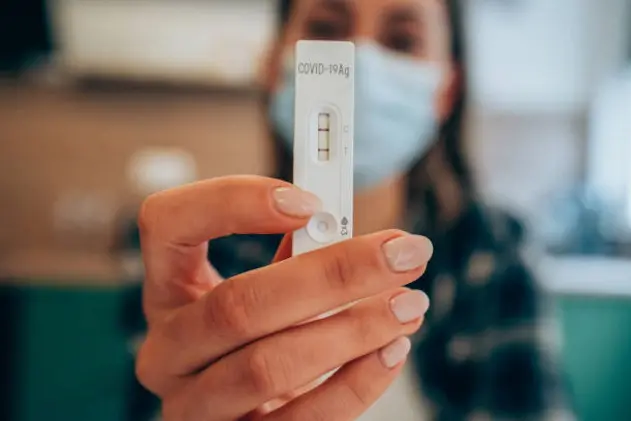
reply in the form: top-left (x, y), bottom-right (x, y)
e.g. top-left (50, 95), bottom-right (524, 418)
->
top-left (3, 282), bottom-right (631, 421)
top-left (1, 283), bottom-right (146, 421)
top-left (559, 296), bottom-right (631, 421)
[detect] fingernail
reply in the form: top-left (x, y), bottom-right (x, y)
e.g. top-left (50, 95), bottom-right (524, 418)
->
top-left (382, 235), bottom-right (433, 272)
top-left (380, 337), bottom-right (411, 369)
top-left (273, 187), bottom-right (321, 217)
top-left (390, 290), bottom-right (430, 323)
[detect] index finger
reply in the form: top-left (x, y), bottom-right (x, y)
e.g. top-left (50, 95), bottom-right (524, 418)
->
top-left (139, 175), bottom-right (321, 319)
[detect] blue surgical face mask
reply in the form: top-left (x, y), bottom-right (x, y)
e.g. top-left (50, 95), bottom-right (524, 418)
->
top-left (270, 42), bottom-right (444, 190)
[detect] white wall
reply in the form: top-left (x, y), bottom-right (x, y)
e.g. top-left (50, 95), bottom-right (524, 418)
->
top-left (50, 0), bottom-right (277, 87)
top-left (465, 0), bottom-right (630, 228)
top-left (466, 0), bottom-right (592, 113)
top-left (466, 111), bottom-right (585, 222)
top-left (584, 0), bottom-right (631, 93)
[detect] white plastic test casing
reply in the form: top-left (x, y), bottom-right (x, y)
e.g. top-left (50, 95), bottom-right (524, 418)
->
top-left (292, 40), bottom-right (355, 256)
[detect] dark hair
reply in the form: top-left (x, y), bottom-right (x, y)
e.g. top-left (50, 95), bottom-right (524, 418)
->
top-left (275, 0), bottom-right (474, 210)
top-left (279, 0), bottom-right (293, 25)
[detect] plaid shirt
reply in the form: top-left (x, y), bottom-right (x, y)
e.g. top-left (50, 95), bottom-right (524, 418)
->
top-left (207, 145), bottom-right (575, 420)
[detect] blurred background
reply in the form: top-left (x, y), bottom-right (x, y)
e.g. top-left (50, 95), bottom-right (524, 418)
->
top-left (0, 0), bottom-right (630, 420)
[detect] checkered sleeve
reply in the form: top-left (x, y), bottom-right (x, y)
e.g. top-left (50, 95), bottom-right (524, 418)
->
top-left (207, 234), bottom-right (283, 278)
top-left (411, 207), bottom-right (575, 421)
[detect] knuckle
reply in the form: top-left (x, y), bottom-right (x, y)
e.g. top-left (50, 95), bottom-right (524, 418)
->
top-left (285, 380), bottom-right (377, 421)
top-left (322, 244), bottom-right (358, 290)
top-left (321, 237), bottom-right (387, 291)
top-left (204, 282), bottom-right (253, 338)
top-left (341, 297), bottom-right (406, 348)
top-left (339, 380), bottom-right (374, 409)
top-left (362, 238), bottom-right (389, 272)
top-left (295, 405), bottom-right (329, 421)
top-left (348, 307), bottom-right (382, 345)
top-left (244, 346), bottom-right (289, 396)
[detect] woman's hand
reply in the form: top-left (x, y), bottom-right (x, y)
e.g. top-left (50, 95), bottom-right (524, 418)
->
top-left (135, 175), bottom-right (433, 421)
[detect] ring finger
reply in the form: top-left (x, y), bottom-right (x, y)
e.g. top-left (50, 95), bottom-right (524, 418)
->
top-left (257, 337), bottom-right (412, 421)
top-left (166, 288), bottom-right (429, 421)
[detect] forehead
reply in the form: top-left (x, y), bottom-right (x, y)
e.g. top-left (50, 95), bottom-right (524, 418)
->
top-left (284, 0), bottom-right (451, 60)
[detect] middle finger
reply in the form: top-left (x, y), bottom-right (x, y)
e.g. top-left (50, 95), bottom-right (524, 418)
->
top-left (145, 230), bottom-right (433, 378)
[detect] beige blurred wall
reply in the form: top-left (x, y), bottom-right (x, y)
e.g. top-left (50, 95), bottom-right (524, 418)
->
top-left (0, 83), bottom-right (585, 280)
top-left (0, 83), bottom-right (274, 259)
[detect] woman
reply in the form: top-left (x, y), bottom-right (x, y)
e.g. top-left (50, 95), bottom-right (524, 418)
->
top-left (136, 1), bottom-right (574, 420)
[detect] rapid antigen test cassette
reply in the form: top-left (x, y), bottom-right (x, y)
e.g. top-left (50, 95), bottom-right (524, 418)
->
top-left (292, 40), bottom-right (355, 256)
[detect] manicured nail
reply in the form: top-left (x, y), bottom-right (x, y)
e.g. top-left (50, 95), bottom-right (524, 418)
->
top-left (380, 337), bottom-right (411, 369)
top-left (273, 187), bottom-right (321, 217)
top-left (382, 235), bottom-right (433, 272)
top-left (390, 290), bottom-right (430, 323)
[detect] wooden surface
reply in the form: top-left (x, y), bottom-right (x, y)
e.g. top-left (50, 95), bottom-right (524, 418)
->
top-left (0, 82), bottom-right (274, 266)
top-left (0, 250), bottom-right (138, 285)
